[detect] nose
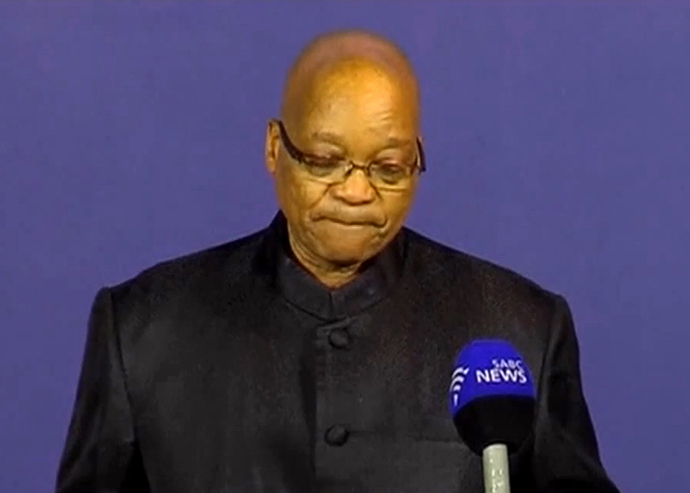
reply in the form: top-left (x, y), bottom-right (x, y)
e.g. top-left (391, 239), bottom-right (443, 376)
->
top-left (330, 169), bottom-right (377, 205)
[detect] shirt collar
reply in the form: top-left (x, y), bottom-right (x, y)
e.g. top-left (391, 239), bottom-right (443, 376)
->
top-left (256, 212), bottom-right (406, 321)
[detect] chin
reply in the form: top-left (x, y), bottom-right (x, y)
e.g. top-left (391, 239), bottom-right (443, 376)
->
top-left (307, 221), bottom-right (391, 265)
top-left (318, 240), bottom-right (382, 266)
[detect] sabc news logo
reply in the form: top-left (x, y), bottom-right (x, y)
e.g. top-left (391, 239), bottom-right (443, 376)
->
top-left (450, 358), bottom-right (530, 406)
top-left (449, 366), bottom-right (470, 406)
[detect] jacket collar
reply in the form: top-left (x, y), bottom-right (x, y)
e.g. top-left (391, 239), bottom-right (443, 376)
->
top-left (257, 212), bottom-right (406, 321)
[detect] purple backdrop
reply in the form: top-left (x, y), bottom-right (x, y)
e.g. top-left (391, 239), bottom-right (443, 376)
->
top-left (1, 2), bottom-right (688, 492)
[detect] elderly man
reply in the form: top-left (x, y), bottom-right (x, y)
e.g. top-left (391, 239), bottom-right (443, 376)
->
top-left (56, 30), bottom-right (619, 492)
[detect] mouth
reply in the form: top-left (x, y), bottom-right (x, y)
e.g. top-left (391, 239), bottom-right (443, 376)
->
top-left (324, 218), bottom-right (380, 228)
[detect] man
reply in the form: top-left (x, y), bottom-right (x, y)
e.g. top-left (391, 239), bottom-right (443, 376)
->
top-left (56, 30), bottom-right (619, 492)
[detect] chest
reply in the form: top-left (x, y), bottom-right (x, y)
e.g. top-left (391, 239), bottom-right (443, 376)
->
top-left (128, 294), bottom-right (541, 492)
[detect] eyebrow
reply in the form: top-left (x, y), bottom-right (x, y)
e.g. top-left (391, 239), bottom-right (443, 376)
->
top-left (310, 131), bottom-right (344, 145)
top-left (310, 131), bottom-right (415, 150)
top-left (381, 137), bottom-right (415, 149)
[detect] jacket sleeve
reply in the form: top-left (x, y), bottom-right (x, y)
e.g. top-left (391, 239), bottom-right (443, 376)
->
top-left (532, 295), bottom-right (620, 492)
top-left (56, 288), bottom-right (148, 492)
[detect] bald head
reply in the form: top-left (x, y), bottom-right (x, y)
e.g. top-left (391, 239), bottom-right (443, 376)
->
top-left (280, 30), bottom-right (420, 129)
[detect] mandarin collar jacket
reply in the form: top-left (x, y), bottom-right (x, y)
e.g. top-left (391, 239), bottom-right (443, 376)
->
top-left (56, 213), bottom-right (619, 493)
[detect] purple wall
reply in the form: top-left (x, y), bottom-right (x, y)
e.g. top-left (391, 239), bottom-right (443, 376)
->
top-left (1, 2), bottom-right (688, 492)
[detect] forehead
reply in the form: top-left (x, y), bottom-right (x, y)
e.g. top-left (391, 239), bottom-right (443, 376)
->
top-left (298, 60), bottom-right (419, 141)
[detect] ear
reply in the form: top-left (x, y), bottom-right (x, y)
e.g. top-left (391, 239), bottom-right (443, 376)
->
top-left (264, 119), bottom-right (281, 175)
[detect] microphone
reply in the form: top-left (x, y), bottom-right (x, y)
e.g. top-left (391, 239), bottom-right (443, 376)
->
top-left (448, 340), bottom-right (536, 493)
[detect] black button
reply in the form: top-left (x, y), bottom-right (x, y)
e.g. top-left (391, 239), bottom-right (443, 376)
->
top-left (328, 328), bottom-right (350, 348)
top-left (325, 425), bottom-right (349, 446)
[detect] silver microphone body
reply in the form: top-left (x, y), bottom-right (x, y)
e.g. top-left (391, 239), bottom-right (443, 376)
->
top-left (482, 443), bottom-right (510, 493)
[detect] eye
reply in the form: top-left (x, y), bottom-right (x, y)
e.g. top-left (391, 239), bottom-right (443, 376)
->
top-left (372, 163), bottom-right (409, 183)
top-left (302, 156), bottom-right (344, 177)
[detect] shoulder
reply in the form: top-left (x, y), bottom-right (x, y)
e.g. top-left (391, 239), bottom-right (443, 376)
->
top-left (403, 228), bottom-right (561, 315)
top-left (105, 227), bottom-right (268, 316)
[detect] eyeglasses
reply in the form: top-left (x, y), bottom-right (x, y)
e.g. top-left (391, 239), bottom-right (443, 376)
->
top-left (273, 119), bottom-right (426, 191)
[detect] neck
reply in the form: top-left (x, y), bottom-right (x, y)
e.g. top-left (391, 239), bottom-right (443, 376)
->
top-left (287, 234), bottom-right (362, 289)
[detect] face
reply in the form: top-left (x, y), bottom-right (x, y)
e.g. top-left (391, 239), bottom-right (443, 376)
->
top-left (265, 61), bottom-right (420, 267)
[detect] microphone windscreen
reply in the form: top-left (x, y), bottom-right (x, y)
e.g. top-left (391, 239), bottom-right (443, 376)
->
top-left (448, 340), bottom-right (536, 455)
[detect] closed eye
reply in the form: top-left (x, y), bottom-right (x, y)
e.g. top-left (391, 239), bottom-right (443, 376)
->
top-left (303, 156), bottom-right (344, 168)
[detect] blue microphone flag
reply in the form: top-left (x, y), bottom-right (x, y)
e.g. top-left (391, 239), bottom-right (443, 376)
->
top-left (449, 339), bottom-right (536, 418)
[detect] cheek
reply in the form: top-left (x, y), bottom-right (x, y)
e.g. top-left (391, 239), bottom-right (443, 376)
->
top-left (291, 180), bottom-right (327, 214)
top-left (382, 191), bottom-right (416, 226)
top-left (276, 167), bottom-right (327, 217)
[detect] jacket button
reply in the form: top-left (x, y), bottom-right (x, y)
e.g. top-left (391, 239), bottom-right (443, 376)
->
top-left (328, 328), bottom-right (350, 348)
top-left (325, 425), bottom-right (349, 446)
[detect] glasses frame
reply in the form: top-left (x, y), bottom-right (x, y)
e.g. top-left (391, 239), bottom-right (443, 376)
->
top-left (273, 119), bottom-right (426, 188)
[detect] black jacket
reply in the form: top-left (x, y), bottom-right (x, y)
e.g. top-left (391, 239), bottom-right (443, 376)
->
top-left (56, 213), bottom-right (619, 492)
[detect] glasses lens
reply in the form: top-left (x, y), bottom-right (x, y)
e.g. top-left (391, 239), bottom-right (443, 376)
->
top-left (300, 158), bottom-right (350, 181)
top-left (374, 164), bottom-right (411, 183)
top-left (302, 161), bottom-right (343, 178)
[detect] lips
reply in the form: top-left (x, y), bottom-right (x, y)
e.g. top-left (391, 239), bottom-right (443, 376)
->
top-left (327, 218), bottom-right (375, 227)
top-left (320, 215), bottom-right (388, 228)
top-left (312, 210), bottom-right (386, 228)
